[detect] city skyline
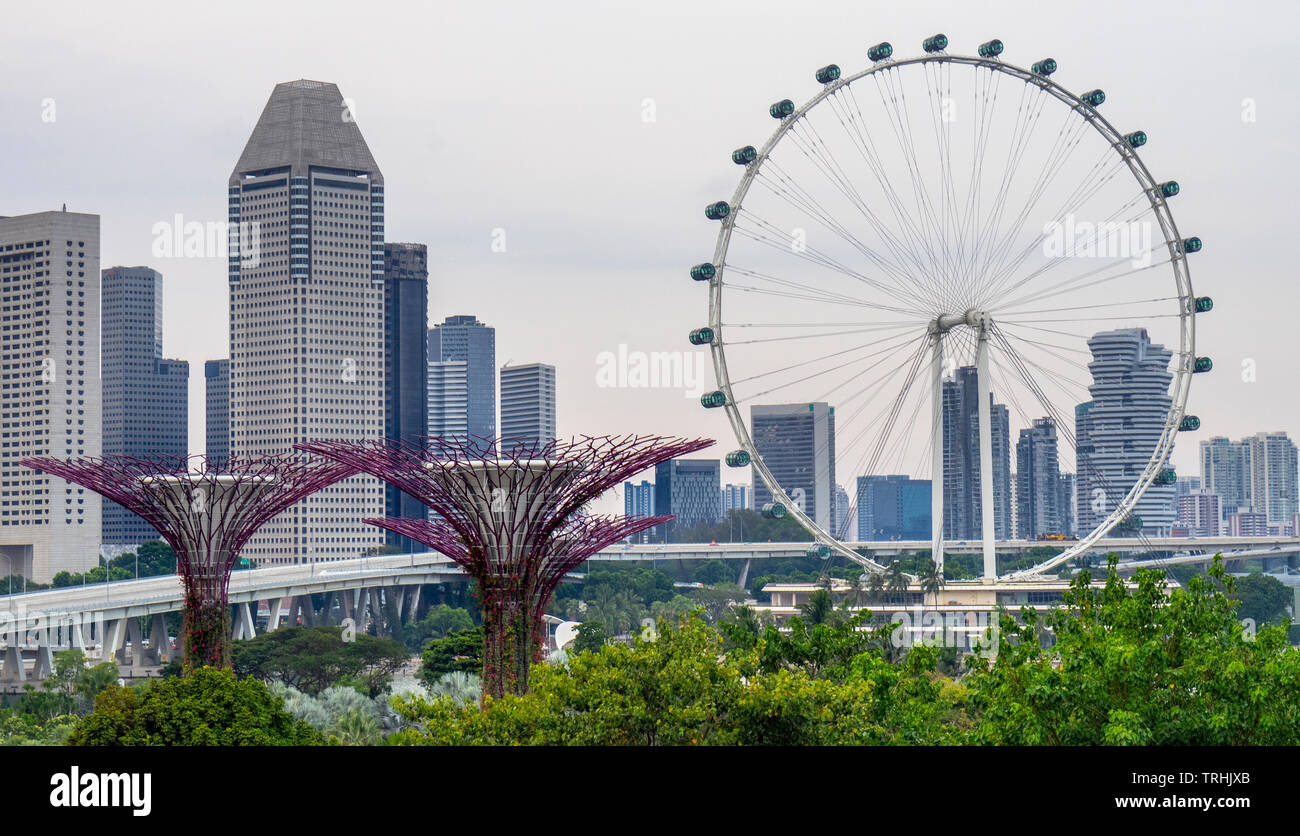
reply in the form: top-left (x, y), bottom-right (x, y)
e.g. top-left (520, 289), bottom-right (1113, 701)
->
top-left (4, 2), bottom-right (1294, 501)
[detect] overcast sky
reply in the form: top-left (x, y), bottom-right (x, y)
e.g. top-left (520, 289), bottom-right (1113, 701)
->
top-left (3, 0), bottom-right (1296, 515)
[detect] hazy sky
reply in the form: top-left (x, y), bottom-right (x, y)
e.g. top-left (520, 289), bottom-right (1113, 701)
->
top-left (3, 0), bottom-right (1297, 516)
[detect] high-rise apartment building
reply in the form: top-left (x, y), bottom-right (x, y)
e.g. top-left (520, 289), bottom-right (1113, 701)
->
top-left (941, 366), bottom-right (1011, 540)
top-left (0, 210), bottom-right (102, 581)
top-left (100, 266), bottom-right (189, 544)
top-left (751, 403), bottom-right (836, 534)
top-left (1176, 491), bottom-right (1220, 537)
top-left (1245, 432), bottom-right (1298, 525)
top-left (429, 315), bottom-right (495, 442)
top-left (654, 458), bottom-right (721, 540)
top-left (1058, 472), bottom-right (1076, 537)
top-left (383, 243), bottom-right (428, 550)
top-left (204, 358), bottom-right (229, 468)
top-left (499, 363), bottom-right (556, 448)
top-left (1200, 436), bottom-right (1253, 517)
top-left (1074, 329), bottom-right (1175, 536)
top-left (227, 80), bottom-right (386, 565)
top-left (1015, 417), bottom-right (1062, 539)
top-left (1200, 432), bottom-right (1298, 527)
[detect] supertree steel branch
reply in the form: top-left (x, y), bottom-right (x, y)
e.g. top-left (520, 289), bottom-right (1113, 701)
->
top-left (20, 453), bottom-right (358, 671)
top-left (299, 434), bottom-right (713, 699)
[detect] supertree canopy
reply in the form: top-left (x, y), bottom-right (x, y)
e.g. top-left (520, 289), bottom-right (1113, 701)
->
top-left (297, 434), bottom-right (713, 698)
top-left (20, 453), bottom-right (358, 671)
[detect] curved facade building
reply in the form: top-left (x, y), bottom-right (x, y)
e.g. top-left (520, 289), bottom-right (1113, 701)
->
top-left (1075, 328), bottom-right (1174, 536)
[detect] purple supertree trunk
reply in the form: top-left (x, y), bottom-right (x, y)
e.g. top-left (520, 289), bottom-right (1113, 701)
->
top-left (299, 434), bottom-right (713, 699)
top-left (21, 454), bottom-right (358, 672)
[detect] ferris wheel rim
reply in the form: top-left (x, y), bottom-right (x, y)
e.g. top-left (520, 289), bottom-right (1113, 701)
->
top-left (703, 49), bottom-right (1196, 580)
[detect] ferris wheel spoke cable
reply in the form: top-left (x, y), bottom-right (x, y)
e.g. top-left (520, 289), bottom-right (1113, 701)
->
top-left (725, 221), bottom-right (927, 311)
top-left (727, 327), bottom-right (923, 388)
top-left (736, 329), bottom-right (924, 403)
top-left (980, 146), bottom-right (1125, 302)
top-left (722, 322), bottom-right (919, 346)
top-left (869, 69), bottom-right (949, 285)
top-left (764, 156), bottom-right (929, 293)
top-left (751, 165), bottom-right (936, 304)
top-left (838, 84), bottom-right (949, 287)
top-left (996, 251), bottom-right (1174, 313)
top-left (967, 80), bottom-right (1048, 298)
top-left (978, 113), bottom-right (1097, 294)
top-left (755, 162), bottom-right (920, 291)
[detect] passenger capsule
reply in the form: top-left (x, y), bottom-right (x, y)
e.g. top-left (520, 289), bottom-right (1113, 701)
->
top-left (701, 390), bottom-right (727, 409)
top-left (725, 450), bottom-right (751, 467)
top-left (922, 34), bottom-right (948, 53)
top-left (1194, 296), bottom-right (1213, 313)
top-left (978, 39), bottom-right (1004, 58)
top-left (732, 145), bottom-right (757, 165)
top-left (1179, 415), bottom-right (1201, 431)
top-left (1080, 89), bottom-right (1106, 107)
top-left (1181, 236), bottom-right (1202, 254)
top-left (807, 544), bottom-right (831, 559)
top-left (1123, 130), bottom-right (1147, 148)
top-left (705, 201), bottom-right (731, 220)
top-left (761, 502), bottom-right (787, 520)
top-left (688, 327), bottom-right (714, 346)
top-left (867, 42), bottom-right (893, 62)
top-left (1158, 181), bottom-right (1180, 198)
top-left (769, 98), bottom-right (795, 119)
top-left (690, 262), bottom-right (716, 282)
top-left (1193, 356), bottom-right (1213, 373)
top-left (1031, 58), bottom-right (1057, 76)
top-left (1153, 468), bottom-right (1177, 486)
top-left (816, 64), bottom-right (841, 84)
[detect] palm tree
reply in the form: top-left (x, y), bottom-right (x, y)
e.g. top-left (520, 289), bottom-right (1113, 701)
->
top-left (919, 557), bottom-right (945, 606)
top-left (799, 587), bottom-right (835, 626)
top-left (884, 561), bottom-right (910, 603)
top-left (866, 572), bottom-right (886, 604)
top-left (332, 709), bottom-right (382, 746)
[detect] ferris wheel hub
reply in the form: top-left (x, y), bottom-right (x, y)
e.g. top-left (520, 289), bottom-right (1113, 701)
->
top-left (930, 309), bottom-right (991, 335)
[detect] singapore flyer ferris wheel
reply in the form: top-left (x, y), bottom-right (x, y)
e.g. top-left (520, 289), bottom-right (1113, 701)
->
top-left (691, 35), bottom-right (1211, 582)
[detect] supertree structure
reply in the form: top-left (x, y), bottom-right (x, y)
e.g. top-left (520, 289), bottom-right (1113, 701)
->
top-left (296, 434), bottom-right (713, 698)
top-left (20, 453), bottom-right (358, 671)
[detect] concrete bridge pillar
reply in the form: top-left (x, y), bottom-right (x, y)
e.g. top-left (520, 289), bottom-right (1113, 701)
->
top-left (146, 615), bottom-right (171, 665)
top-left (233, 602), bottom-right (256, 640)
top-left (102, 617), bottom-right (127, 665)
top-left (1, 644), bottom-right (26, 684)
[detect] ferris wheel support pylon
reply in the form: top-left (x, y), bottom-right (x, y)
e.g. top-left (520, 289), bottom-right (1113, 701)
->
top-left (976, 319), bottom-right (996, 581)
top-left (929, 330), bottom-right (944, 575)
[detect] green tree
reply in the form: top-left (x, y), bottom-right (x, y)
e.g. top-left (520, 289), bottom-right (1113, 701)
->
top-left (964, 557), bottom-right (1300, 745)
top-left (884, 561), bottom-right (910, 603)
top-left (918, 558), bottom-right (945, 606)
top-left (402, 604), bottom-right (475, 652)
top-left (1231, 572), bottom-right (1293, 627)
top-left (573, 621), bottom-right (608, 654)
top-left (420, 626), bottom-right (484, 686)
top-left (799, 587), bottom-right (837, 627)
top-left (68, 667), bottom-right (324, 746)
top-left (232, 626), bottom-right (409, 697)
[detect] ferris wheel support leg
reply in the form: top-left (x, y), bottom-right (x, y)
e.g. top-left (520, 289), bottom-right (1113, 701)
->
top-left (930, 332), bottom-right (944, 575)
top-left (976, 326), bottom-right (997, 581)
